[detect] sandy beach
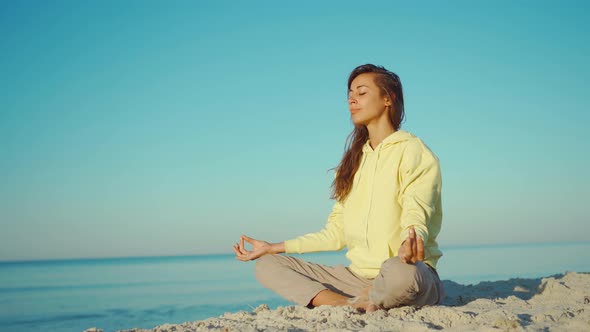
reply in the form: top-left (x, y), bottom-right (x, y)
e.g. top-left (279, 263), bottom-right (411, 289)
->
top-left (106, 271), bottom-right (590, 331)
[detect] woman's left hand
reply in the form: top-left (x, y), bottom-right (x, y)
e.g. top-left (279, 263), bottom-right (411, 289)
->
top-left (397, 226), bottom-right (425, 264)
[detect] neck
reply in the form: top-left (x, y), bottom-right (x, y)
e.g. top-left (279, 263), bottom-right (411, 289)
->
top-left (367, 121), bottom-right (395, 150)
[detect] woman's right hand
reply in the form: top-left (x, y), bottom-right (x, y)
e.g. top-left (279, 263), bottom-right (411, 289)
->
top-left (233, 235), bottom-right (274, 261)
top-left (398, 226), bottom-right (425, 264)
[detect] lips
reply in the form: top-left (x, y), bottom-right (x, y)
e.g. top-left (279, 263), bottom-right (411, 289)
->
top-left (350, 108), bottom-right (361, 114)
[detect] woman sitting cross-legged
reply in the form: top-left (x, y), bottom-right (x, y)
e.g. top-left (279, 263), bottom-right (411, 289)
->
top-left (233, 64), bottom-right (445, 312)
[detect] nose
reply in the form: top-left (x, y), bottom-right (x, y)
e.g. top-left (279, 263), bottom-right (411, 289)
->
top-left (348, 96), bottom-right (357, 105)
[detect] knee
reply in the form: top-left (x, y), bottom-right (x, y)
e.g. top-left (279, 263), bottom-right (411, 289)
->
top-left (254, 254), bottom-right (282, 285)
top-left (382, 257), bottom-right (420, 290)
top-left (370, 257), bottom-right (420, 308)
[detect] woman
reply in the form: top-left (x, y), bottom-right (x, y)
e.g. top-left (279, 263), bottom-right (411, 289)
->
top-left (232, 64), bottom-right (444, 312)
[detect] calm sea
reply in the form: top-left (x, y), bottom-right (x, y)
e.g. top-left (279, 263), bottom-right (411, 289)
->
top-left (1, 242), bottom-right (589, 332)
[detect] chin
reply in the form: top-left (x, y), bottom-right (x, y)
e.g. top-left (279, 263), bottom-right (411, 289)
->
top-left (351, 116), bottom-right (368, 126)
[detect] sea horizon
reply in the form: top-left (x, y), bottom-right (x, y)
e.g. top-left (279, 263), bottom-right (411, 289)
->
top-left (2, 240), bottom-right (587, 264)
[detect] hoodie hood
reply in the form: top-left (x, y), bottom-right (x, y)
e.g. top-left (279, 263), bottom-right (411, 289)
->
top-left (362, 130), bottom-right (416, 153)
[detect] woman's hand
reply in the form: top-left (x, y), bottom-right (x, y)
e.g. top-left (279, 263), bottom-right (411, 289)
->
top-left (233, 235), bottom-right (279, 261)
top-left (398, 226), bottom-right (425, 264)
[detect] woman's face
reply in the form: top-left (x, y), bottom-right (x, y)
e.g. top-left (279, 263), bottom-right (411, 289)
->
top-left (348, 73), bottom-right (390, 126)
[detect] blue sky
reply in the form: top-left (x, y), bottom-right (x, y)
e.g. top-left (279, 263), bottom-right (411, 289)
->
top-left (1, 1), bottom-right (588, 261)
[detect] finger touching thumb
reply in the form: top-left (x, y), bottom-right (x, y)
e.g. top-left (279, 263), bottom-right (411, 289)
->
top-left (400, 253), bottom-right (409, 264)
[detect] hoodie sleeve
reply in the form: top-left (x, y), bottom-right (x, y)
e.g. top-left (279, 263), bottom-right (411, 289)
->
top-left (284, 200), bottom-right (346, 253)
top-left (397, 140), bottom-right (442, 244)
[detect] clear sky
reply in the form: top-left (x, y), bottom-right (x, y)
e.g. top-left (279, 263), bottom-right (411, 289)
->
top-left (1, 1), bottom-right (588, 261)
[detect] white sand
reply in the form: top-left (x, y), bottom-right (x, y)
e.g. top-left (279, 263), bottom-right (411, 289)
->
top-left (116, 272), bottom-right (589, 331)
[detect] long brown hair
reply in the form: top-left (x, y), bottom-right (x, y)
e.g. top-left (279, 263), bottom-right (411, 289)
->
top-left (331, 64), bottom-right (405, 202)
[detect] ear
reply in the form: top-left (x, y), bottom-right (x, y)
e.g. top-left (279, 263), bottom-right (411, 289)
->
top-left (384, 94), bottom-right (394, 106)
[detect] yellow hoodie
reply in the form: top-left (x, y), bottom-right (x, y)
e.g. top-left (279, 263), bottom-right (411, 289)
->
top-left (284, 130), bottom-right (442, 279)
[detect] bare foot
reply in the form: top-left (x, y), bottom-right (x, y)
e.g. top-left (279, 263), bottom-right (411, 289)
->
top-left (365, 302), bottom-right (379, 313)
top-left (348, 285), bottom-right (379, 313)
top-left (349, 296), bottom-right (379, 313)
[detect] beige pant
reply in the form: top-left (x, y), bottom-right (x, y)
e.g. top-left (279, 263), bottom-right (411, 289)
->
top-left (255, 254), bottom-right (444, 309)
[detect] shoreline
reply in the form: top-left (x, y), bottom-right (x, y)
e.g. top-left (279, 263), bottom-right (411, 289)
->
top-left (106, 271), bottom-right (589, 331)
